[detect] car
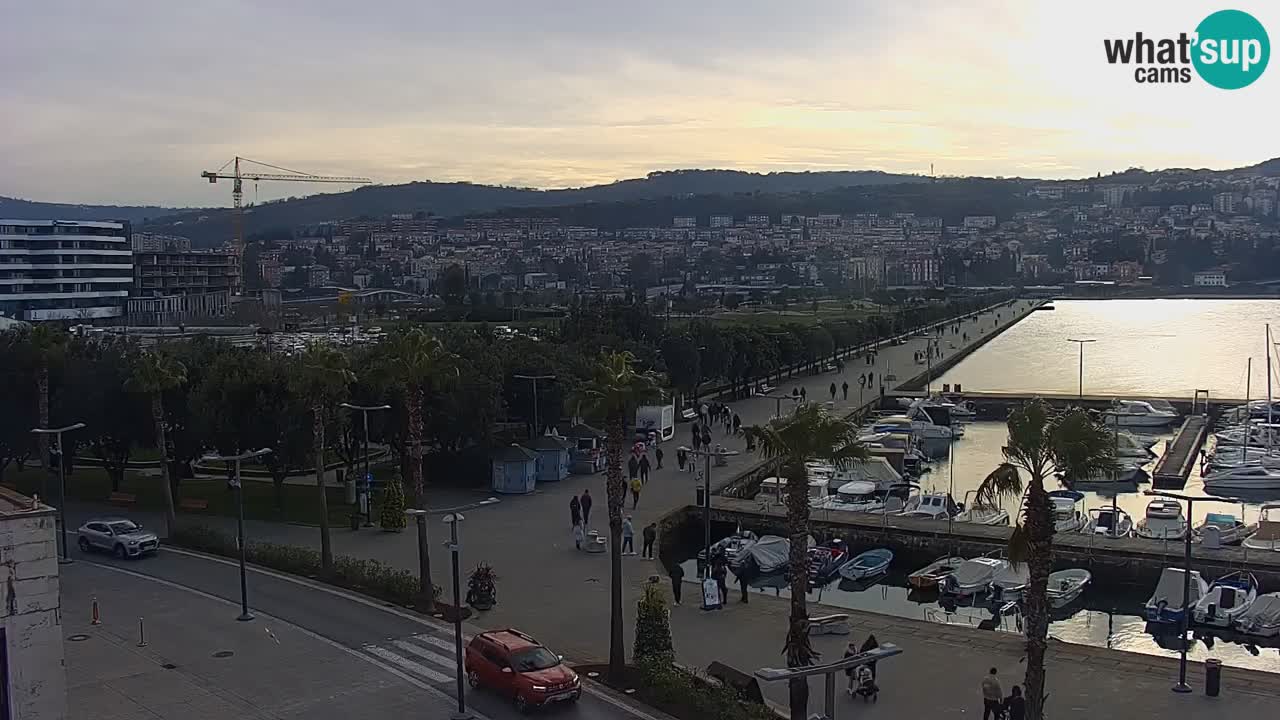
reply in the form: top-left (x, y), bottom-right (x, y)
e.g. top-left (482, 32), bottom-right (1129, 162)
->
top-left (464, 629), bottom-right (580, 712)
top-left (76, 517), bottom-right (160, 559)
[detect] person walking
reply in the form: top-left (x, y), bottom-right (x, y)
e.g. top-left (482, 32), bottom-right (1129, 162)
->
top-left (981, 668), bottom-right (1003, 720)
top-left (621, 515), bottom-right (635, 555)
top-left (639, 454), bottom-right (651, 484)
top-left (711, 557), bottom-right (728, 604)
top-left (732, 413), bottom-right (741, 436)
top-left (867, 370), bottom-right (874, 386)
top-left (628, 455), bottom-right (640, 482)
top-left (677, 446), bottom-right (687, 471)
top-left (654, 446), bottom-right (664, 469)
top-left (842, 380), bottom-right (849, 400)
top-left (580, 488), bottom-right (593, 527)
top-left (792, 386), bottom-right (800, 400)
top-left (738, 571), bottom-right (750, 603)
top-left (642, 522), bottom-right (657, 559)
top-left (860, 634), bottom-right (880, 679)
top-left (1004, 686), bottom-right (1025, 720)
top-left (692, 427), bottom-right (702, 452)
top-left (668, 562), bottom-right (684, 605)
top-left (699, 402), bottom-right (709, 424)
top-left (701, 428), bottom-right (711, 450)
top-left (573, 522), bottom-right (584, 550)
top-left (799, 387), bottom-right (807, 403)
top-left (829, 382), bottom-right (837, 400)
top-left (569, 495), bottom-right (582, 529)
top-left (630, 475), bottom-right (643, 509)
top-left (843, 642), bottom-right (860, 696)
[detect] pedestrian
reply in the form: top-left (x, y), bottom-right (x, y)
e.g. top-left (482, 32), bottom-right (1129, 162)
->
top-left (800, 387), bottom-right (807, 402)
top-left (829, 382), bottom-right (837, 400)
top-left (843, 642), bottom-right (860, 695)
top-left (732, 413), bottom-right (741, 435)
top-left (628, 455), bottom-right (639, 481)
top-left (669, 562), bottom-right (684, 605)
top-left (1004, 686), bottom-right (1025, 720)
top-left (573, 522), bottom-right (584, 550)
top-left (642, 522), bottom-right (657, 559)
top-left (677, 446), bottom-right (687, 471)
top-left (700, 402), bottom-right (709, 424)
top-left (622, 515), bottom-right (635, 555)
top-left (630, 476), bottom-right (643, 508)
top-left (745, 432), bottom-right (756, 452)
top-left (842, 381), bottom-right (849, 400)
top-left (701, 428), bottom-right (711, 449)
top-left (738, 571), bottom-right (749, 603)
top-left (639, 454), bottom-right (650, 484)
top-left (655, 446), bottom-right (664, 469)
top-left (692, 429), bottom-right (702, 452)
top-left (981, 668), bottom-right (1003, 720)
top-left (859, 372), bottom-right (866, 388)
top-left (580, 488), bottom-right (593, 527)
top-left (860, 633), bottom-right (880, 679)
top-left (711, 557), bottom-right (728, 604)
top-left (792, 386), bottom-right (800, 400)
top-left (867, 371), bottom-right (873, 386)
top-left (569, 495), bottom-right (582, 529)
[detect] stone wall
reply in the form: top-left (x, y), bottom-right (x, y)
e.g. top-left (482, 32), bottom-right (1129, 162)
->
top-left (1, 506), bottom-right (65, 720)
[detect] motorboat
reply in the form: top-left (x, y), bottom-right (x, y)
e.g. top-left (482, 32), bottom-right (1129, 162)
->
top-left (897, 394), bottom-right (977, 420)
top-left (1202, 465), bottom-right (1280, 491)
top-left (1049, 490), bottom-right (1089, 533)
top-left (954, 503), bottom-right (1010, 526)
top-left (1220, 400), bottom-right (1280, 425)
top-left (828, 457), bottom-right (903, 493)
top-left (1113, 431), bottom-right (1156, 460)
top-left (734, 535), bottom-right (791, 579)
top-left (1135, 498), bottom-right (1187, 541)
top-left (1203, 446), bottom-right (1280, 472)
top-left (989, 563), bottom-right (1029, 602)
top-left (701, 529), bottom-right (759, 565)
top-left (904, 401), bottom-right (966, 437)
top-left (838, 548), bottom-right (893, 581)
top-left (1145, 567), bottom-right (1209, 624)
top-left (1235, 593), bottom-right (1280, 638)
top-left (1213, 422), bottom-right (1280, 447)
top-left (1193, 513), bottom-right (1256, 546)
top-left (1046, 569), bottom-right (1092, 608)
top-left (761, 475), bottom-right (829, 503)
top-left (1192, 571), bottom-right (1258, 629)
top-left (1100, 399), bottom-right (1178, 428)
top-left (1242, 505), bottom-right (1280, 551)
top-left (857, 431), bottom-right (929, 473)
top-left (907, 556), bottom-right (966, 590)
top-left (813, 480), bottom-right (886, 512)
top-left (1061, 460), bottom-right (1147, 485)
top-left (807, 540), bottom-right (852, 587)
top-left (898, 492), bottom-right (960, 520)
top-left (941, 556), bottom-right (1009, 598)
top-left (1086, 507), bottom-right (1133, 538)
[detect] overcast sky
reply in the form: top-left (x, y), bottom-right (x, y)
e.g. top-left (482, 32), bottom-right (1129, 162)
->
top-left (2, 1), bottom-right (1277, 206)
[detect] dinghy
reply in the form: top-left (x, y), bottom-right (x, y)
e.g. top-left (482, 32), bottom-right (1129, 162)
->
top-left (1046, 569), bottom-right (1091, 608)
top-left (1192, 571), bottom-right (1258, 629)
top-left (907, 556), bottom-right (965, 590)
top-left (838, 548), bottom-right (893, 581)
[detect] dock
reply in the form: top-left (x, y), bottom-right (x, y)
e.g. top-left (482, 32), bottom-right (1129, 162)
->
top-left (1151, 415), bottom-right (1209, 488)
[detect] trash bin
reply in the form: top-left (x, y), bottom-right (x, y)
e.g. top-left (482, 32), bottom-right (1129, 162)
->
top-left (696, 486), bottom-right (707, 507)
top-left (1206, 658), bottom-right (1222, 697)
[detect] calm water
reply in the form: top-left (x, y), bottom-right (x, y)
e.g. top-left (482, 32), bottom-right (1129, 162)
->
top-left (935, 299), bottom-right (1280, 399)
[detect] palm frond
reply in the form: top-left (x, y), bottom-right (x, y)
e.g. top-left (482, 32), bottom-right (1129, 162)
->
top-left (974, 463), bottom-right (1024, 510)
top-left (569, 351), bottom-right (665, 420)
top-left (1048, 408), bottom-right (1118, 479)
top-left (1007, 522), bottom-right (1033, 566)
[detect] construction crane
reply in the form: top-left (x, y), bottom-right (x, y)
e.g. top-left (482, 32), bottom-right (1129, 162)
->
top-left (200, 156), bottom-right (371, 292)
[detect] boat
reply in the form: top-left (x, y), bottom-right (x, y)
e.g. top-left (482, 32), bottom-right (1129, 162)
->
top-left (1135, 498), bottom-right (1187, 541)
top-left (1192, 571), bottom-right (1258, 629)
top-left (827, 457), bottom-right (903, 493)
top-left (1086, 507), bottom-right (1133, 538)
top-left (907, 556), bottom-right (966, 590)
top-left (898, 492), bottom-right (960, 520)
top-left (1046, 569), bottom-right (1092, 608)
top-left (954, 503), bottom-right (1010, 526)
top-left (701, 529), bottom-right (758, 565)
top-left (989, 563), bottom-right (1029, 602)
top-left (1193, 513), bottom-right (1256, 546)
top-left (1213, 422), bottom-right (1280, 448)
top-left (1062, 460), bottom-right (1147, 485)
top-left (1100, 399), bottom-right (1179, 428)
top-left (1202, 465), bottom-right (1280, 491)
top-left (838, 548), bottom-right (893, 581)
top-left (941, 556), bottom-right (1009, 598)
top-left (1220, 400), bottom-right (1280, 425)
top-left (1203, 446), bottom-right (1280, 472)
top-left (813, 480), bottom-right (885, 512)
top-left (1113, 431), bottom-right (1156, 459)
top-left (1049, 490), bottom-right (1089, 533)
top-left (1235, 593), bottom-right (1280, 638)
top-left (761, 475), bottom-right (829, 503)
top-left (807, 539), bottom-right (852, 587)
top-left (1144, 567), bottom-right (1209, 623)
top-left (1243, 505), bottom-right (1280, 551)
top-left (734, 535), bottom-right (790, 579)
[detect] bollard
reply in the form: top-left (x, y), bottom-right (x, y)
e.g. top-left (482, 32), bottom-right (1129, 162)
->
top-left (91, 596), bottom-right (101, 625)
top-left (1205, 658), bottom-right (1222, 697)
top-left (137, 617), bottom-right (147, 648)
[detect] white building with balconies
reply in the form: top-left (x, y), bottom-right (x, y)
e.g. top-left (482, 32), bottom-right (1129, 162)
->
top-left (0, 220), bottom-right (133, 322)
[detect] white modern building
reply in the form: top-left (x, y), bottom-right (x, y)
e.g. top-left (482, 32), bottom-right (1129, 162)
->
top-left (0, 220), bottom-right (133, 322)
top-left (1193, 270), bottom-right (1228, 287)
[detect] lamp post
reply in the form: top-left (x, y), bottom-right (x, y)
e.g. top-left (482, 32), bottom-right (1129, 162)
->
top-left (203, 448), bottom-right (273, 621)
top-left (340, 403), bottom-right (390, 528)
top-left (679, 444), bottom-right (740, 577)
top-left (442, 512), bottom-right (470, 720)
top-left (512, 373), bottom-right (556, 438)
top-left (30, 422), bottom-right (86, 564)
top-left (1066, 338), bottom-right (1096, 399)
top-left (762, 393), bottom-right (799, 419)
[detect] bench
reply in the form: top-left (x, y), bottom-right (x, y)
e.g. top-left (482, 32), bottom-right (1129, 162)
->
top-left (680, 408), bottom-right (698, 422)
top-left (753, 383), bottom-right (776, 396)
top-left (808, 613), bottom-right (852, 636)
top-left (178, 498), bottom-right (209, 512)
top-left (108, 492), bottom-right (137, 507)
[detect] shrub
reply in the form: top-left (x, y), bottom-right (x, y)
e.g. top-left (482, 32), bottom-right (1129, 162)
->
top-left (633, 583), bottom-right (673, 666)
top-left (637, 661), bottom-right (776, 720)
top-left (380, 472), bottom-right (407, 530)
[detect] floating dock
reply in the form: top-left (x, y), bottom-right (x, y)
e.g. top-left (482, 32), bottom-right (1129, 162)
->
top-left (1151, 415), bottom-right (1209, 488)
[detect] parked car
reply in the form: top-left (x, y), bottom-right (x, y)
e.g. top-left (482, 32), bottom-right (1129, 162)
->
top-left (76, 517), bottom-right (159, 559)
top-left (465, 629), bottom-right (580, 711)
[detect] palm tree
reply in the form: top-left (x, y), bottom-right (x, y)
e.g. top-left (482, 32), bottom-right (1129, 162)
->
top-left (127, 350), bottom-right (188, 538)
top-left (386, 329), bottom-right (457, 609)
top-left (294, 344), bottom-right (355, 572)
top-left (29, 326), bottom-right (67, 472)
top-left (743, 403), bottom-right (868, 720)
top-left (973, 399), bottom-right (1115, 720)
top-left (573, 351), bottom-right (663, 681)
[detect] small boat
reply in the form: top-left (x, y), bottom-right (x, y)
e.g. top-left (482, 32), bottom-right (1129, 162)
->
top-left (1235, 592), bottom-right (1280, 638)
top-left (1046, 569), bottom-right (1092, 608)
top-left (954, 503), bottom-right (1010, 526)
top-left (1242, 505), bottom-right (1280, 551)
top-left (807, 540), bottom-right (852, 587)
top-left (1135, 498), bottom-right (1187, 541)
top-left (1063, 460), bottom-right (1148, 485)
top-left (941, 556), bottom-right (1009, 598)
top-left (701, 529), bottom-right (758, 565)
top-left (1086, 507), bottom-right (1133, 538)
top-left (989, 563), bottom-right (1029, 602)
top-left (907, 556), bottom-right (965, 590)
top-left (1193, 513), bottom-right (1256, 546)
top-left (1214, 422), bottom-right (1280, 448)
top-left (1113, 431), bottom-right (1156, 459)
top-left (734, 535), bottom-right (790, 579)
top-left (1192, 571), bottom-right (1258, 629)
top-left (839, 548), bottom-right (893, 581)
top-left (898, 492), bottom-right (960, 520)
top-left (1049, 490), bottom-right (1089, 533)
top-left (813, 480), bottom-right (885, 512)
top-left (1100, 399), bottom-right (1178, 428)
top-left (1202, 465), bottom-right (1280, 491)
top-left (1145, 567), bottom-right (1209, 624)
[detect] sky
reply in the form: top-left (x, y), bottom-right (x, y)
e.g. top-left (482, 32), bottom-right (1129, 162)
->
top-left (2, 1), bottom-right (1278, 207)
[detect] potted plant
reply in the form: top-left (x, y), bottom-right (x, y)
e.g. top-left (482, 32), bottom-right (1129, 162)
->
top-left (467, 563), bottom-right (498, 610)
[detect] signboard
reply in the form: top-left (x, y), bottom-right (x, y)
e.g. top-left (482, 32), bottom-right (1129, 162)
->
top-left (701, 577), bottom-right (722, 611)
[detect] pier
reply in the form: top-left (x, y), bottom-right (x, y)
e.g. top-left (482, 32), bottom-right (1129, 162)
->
top-left (1151, 414), bottom-right (1210, 488)
top-left (890, 390), bottom-right (1244, 420)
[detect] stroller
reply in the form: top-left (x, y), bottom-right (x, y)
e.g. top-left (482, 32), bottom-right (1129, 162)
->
top-left (851, 664), bottom-right (878, 703)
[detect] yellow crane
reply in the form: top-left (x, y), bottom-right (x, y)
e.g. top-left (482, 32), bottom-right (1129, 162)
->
top-left (200, 156), bottom-right (371, 292)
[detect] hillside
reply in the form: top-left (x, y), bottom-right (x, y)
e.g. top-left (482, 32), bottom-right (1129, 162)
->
top-left (0, 196), bottom-right (190, 224)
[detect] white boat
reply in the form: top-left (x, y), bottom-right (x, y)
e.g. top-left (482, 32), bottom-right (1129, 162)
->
top-left (1242, 505), bottom-right (1280, 551)
top-left (954, 503), bottom-right (1010, 526)
top-left (989, 563), bottom-right (1029, 602)
top-left (1145, 567), bottom-right (1209, 624)
top-left (1049, 490), bottom-right (1089, 533)
top-left (761, 475), bottom-right (829, 503)
top-left (734, 535), bottom-right (790, 578)
top-left (827, 457), bottom-right (903, 493)
top-left (898, 493), bottom-right (960, 520)
top-left (1235, 593), bottom-right (1280, 638)
top-left (1192, 571), bottom-right (1258, 629)
top-left (1046, 569), bottom-right (1091, 608)
top-left (1063, 460), bottom-right (1147, 485)
top-left (907, 556), bottom-right (966, 590)
top-left (1086, 507), bottom-right (1133, 538)
top-left (1193, 513), bottom-right (1256, 546)
top-left (813, 480), bottom-right (885, 512)
top-left (1214, 422), bottom-right (1280, 447)
top-left (838, 548), bottom-right (893, 581)
top-left (1100, 399), bottom-right (1178, 428)
top-left (1202, 465), bottom-right (1280, 491)
top-left (704, 530), bottom-right (759, 565)
top-left (1135, 498), bottom-right (1187, 541)
top-left (867, 415), bottom-right (954, 441)
top-left (941, 556), bottom-right (1009, 598)
top-left (1203, 446), bottom-right (1280, 471)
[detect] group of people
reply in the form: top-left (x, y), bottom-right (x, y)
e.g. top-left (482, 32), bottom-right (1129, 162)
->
top-left (980, 667), bottom-right (1026, 720)
top-left (568, 487), bottom-right (658, 558)
top-left (696, 402), bottom-right (741, 436)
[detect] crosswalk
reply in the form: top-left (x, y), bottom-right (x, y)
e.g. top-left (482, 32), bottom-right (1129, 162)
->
top-left (362, 631), bottom-right (462, 685)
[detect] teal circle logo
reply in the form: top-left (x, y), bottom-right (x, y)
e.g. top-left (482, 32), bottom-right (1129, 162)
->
top-left (1192, 10), bottom-right (1270, 89)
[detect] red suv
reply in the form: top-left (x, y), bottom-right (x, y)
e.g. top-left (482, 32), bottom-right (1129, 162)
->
top-left (465, 629), bottom-right (581, 712)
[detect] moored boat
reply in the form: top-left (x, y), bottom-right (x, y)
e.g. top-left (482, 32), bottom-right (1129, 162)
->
top-left (1193, 513), bottom-right (1256, 546)
top-left (1086, 507), bottom-right (1133, 538)
top-left (1192, 571), bottom-right (1258, 629)
top-left (941, 556), bottom-right (1008, 598)
top-left (1046, 569), bottom-right (1091, 608)
top-left (1049, 490), bottom-right (1089, 533)
top-left (1235, 592), bottom-right (1280, 638)
top-left (1145, 567), bottom-right (1209, 624)
top-left (954, 503), bottom-right (1010, 526)
top-left (907, 555), bottom-right (965, 590)
top-left (1100, 399), bottom-right (1178, 428)
top-left (838, 548), bottom-right (893, 581)
top-left (1202, 465), bottom-right (1280, 491)
top-left (807, 539), bottom-right (852, 587)
top-left (989, 563), bottom-right (1029, 602)
top-left (1242, 505), bottom-right (1280, 551)
top-left (701, 529), bottom-right (758, 566)
top-left (1135, 498), bottom-right (1187, 541)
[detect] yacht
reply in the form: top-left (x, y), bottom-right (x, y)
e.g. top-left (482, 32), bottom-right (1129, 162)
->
top-left (1203, 445), bottom-right (1280, 472)
top-left (941, 555), bottom-right (1009, 598)
top-left (1192, 571), bottom-right (1258, 629)
top-left (1145, 567), bottom-right (1209, 624)
top-left (1100, 399), bottom-right (1178, 428)
top-left (1202, 465), bottom-right (1280, 491)
top-left (1243, 505), bottom-right (1280, 551)
top-left (857, 431), bottom-right (928, 473)
top-left (1220, 400), bottom-right (1280, 425)
top-left (1049, 490), bottom-right (1090, 533)
top-left (1086, 507), bottom-right (1133, 538)
top-left (1135, 498), bottom-right (1187, 541)
top-left (1193, 512), bottom-right (1257, 546)
top-left (954, 502), bottom-right (1010, 526)
top-left (813, 480), bottom-right (885, 512)
top-left (898, 493), bottom-right (960, 520)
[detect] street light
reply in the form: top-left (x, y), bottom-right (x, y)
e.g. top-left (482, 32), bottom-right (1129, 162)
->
top-left (203, 448), bottom-right (273, 621)
top-left (761, 393), bottom-right (799, 419)
top-left (30, 422), bottom-right (86, 564)
top-left (1144, 489), bottom-right (1228, 694)
top-left (442, 512), bottom-right (470, 720)
top-left (512, 374), bottom-right (556, 438)
top-left (1066, 338), bottom-right (1096, 399)
top-left (755, 644), bottom-right (903, 720)
top-left (340, 403), bottom-right (391, 527)
top-left (678, 444), bottom-right (740, 577)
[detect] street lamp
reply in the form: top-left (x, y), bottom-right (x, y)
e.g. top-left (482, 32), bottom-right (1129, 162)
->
top-left (30, 422), bottom-right (86, 564)
top-left (340, 403), bottom-right (391, 527)
top-left (678, 444), bottom-right (740, 577)
top-left (512, 374), bottom-right (556, 438)
top-left (761, 393), bottom-right (799, 419)
top-left (755, 643), bottom-right (903, 720)
top-left (442, 512), bottom-right (470, 720)
top-left (203, 448), bottom-right (273, 621)
top-left (1066, 338), bottom-right (1096, 399)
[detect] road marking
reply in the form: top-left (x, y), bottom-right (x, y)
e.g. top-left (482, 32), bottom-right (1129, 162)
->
top-left (391, 638), bottom-right (458, 670)
top-left (413, 632), bottom-right (458, 653)
top-left (364, 645), bottom-right (453, 683)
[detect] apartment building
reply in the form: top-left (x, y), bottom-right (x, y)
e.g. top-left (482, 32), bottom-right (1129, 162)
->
top-left (0, 219), bottom-right (133, 322)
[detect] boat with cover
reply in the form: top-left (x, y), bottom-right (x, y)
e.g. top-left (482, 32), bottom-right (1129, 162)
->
top-left (1192, 571), bottom-right (1258, 629)
top-left (1062, 460), bottom-right (1147, 485)
top-left (989, 563), bottom-right (1029, 602)
top-left (838, 548), bottom-right (893, 581)
top-left (1135, 498), bottom-right (1187, 541)
top-left (1242, 505), bottom-right (1280, 551)
top-left (1235, 592), bottom-right (1280, 638)
top-left (734, 535), bottom-right (790, 579)
top-left (1100, 399), bottom-right (1178, 428)
top-left (1203, 446), bottom-right (1280, 472)
top-left (807, 539), bottom-right (852, 586)
top-left (941, 555), bottom-right (1009, 598)
top-left (813, 480), bottom-right (885, 512)
top-left (908, 556), bottom-right (966, 590)
top-left (1213, 422), bottom-right (1280, 448)
top-left (1113, 431), bottom-right (1156, 459)
top-left (1202, 464), bottom-right (1280, 491)
top-left (701, 529), bottom-right (758, 565)
top-left (1046, 569), bottom-right (1091, 608)
top-left (1145, 567), bottom-right (1209, 623)
top-left (1086, 507), bottom-right (1133, 538)
top-left (1049, 490), bottom-right (1089, 533)
top-left (1193, 513), bottom-right (1256, 546)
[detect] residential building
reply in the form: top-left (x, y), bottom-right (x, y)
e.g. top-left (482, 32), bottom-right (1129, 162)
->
top-left (709, 215), bottom-right (733, 228)
top-left (672, 216), bottom-right (697, 228)
top-left (133, 248), bottom-right (238, 297)
top-left (1193, 270), bottom-right (1228, 287)
top-left (0, 219), bottom-right (133, 322)
top-left (1213, 192), bottom-right (1238, 214)
top-left (307, 265), bottom-right (331, 287)
top-left (962, 215), bottom-right (996, 229)
top-left (1100, 185), bottom-right (1130, 208)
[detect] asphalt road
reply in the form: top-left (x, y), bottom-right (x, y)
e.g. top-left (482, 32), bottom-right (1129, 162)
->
top-left (68, 540), bottom-right (658, 720)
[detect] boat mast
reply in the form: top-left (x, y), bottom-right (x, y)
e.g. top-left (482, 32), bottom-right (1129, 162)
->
top-left (1244, 356), bottom-right (1252, 458)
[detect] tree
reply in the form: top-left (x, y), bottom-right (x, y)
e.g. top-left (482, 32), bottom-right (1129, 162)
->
top-left (659, 334), bottom-right (701, 408)
top-left (61, 338), bottom-right (151, 492)
top-left (743, 404), bottom-right (867, 720)
top-left (293, 344), bottom-right (354, 571)
top-left (439, 264), bottom-right (467, 305)
top-left (127, 350), bottom-right (187, 537)
top-left (633, 583), bottom-right (674, 668)
top-left (0, 331), bottom-right (37, 482)
top-left (972, 400), bottom-right (1115, 720)
top-left (380, 471), bottom-right (407, 530)
top-left (573, 351), bottom-right (664, 681)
